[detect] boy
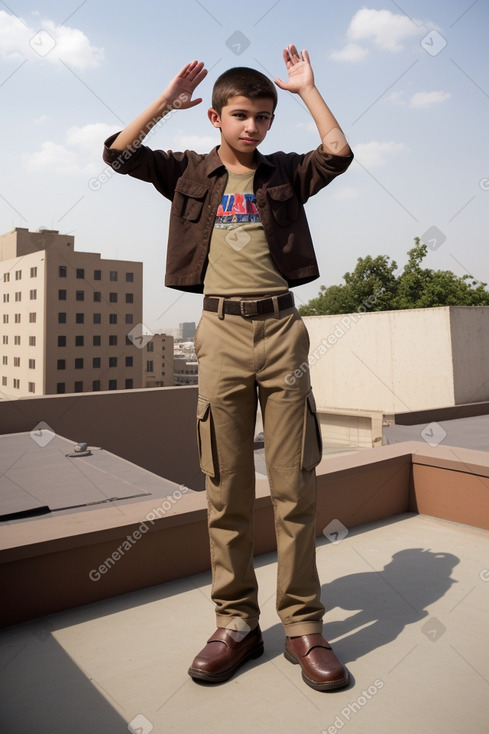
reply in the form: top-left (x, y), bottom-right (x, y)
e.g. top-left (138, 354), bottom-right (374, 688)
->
top-left (103, 44), bottom-right (353, 691)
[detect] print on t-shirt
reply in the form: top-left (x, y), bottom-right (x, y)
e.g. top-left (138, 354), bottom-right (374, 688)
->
top-left (215, 192), bottom-right (261, 229)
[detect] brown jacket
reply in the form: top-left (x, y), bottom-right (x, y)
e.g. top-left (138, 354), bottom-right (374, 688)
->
top-left (103, 134), bottom-right (353, 293)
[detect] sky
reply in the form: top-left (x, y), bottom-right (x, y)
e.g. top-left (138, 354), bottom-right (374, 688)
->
top-left (0, 0), bottom-right (488, 330)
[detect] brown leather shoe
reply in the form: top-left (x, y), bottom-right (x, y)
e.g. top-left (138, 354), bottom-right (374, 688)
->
top-left (284, 634), bottom-right (350, 691)
top-left (188, 625), bottom-right (264, 683)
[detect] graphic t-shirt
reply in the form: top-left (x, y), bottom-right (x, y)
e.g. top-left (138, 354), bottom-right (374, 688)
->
top-left (203, 170), bottom-right (288, 297)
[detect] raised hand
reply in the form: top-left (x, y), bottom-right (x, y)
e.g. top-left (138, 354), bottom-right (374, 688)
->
top-left (274, 44), bottom-right (315, 95)
top-left (163, 60), bottom-right (208, 109)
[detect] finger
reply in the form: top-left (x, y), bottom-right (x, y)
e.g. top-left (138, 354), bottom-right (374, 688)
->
top-left (274, 77), bottom-right (287, 90)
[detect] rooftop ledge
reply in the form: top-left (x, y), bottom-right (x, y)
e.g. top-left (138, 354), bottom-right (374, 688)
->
top-left (2, 440), bottom-right (489, 628)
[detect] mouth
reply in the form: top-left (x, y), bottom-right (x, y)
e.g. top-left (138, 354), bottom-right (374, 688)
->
top-left (240, 137), bottom-right (258, 144)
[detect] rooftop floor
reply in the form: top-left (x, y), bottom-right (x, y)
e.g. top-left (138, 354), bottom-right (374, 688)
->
top-left (1, 512), bottom-right (488, 734)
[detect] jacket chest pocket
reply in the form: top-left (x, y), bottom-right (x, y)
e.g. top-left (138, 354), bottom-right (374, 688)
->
top-left (173, 180), bottom-right (209, 222)
top-left (267, 183), bottom-right (299, 227)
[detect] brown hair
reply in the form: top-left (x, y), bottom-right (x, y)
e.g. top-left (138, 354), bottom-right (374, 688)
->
top-left (212, 67), bottom-right (277, 114)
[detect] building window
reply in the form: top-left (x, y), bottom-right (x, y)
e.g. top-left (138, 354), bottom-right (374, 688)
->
top-left (28, 359), bottom-right (35, 369)
top-left (126, 272), bottom-right (134, 282)
top-left (92, 380), bottom-right (101, 391)
top-left (110, 271), bottom-right (118, 281)
top-left (30, 267), bottom-right (37, 277)
top-left (93, 335), bottom-right (101, 346)
top-left (109, 292), bottom-right (117, 303)
top-left (75, 335), bottom-right (84, 346)
top-left (93, 357), bottom-right (101, 368)
top-left (3, 315), bottom-right (8, 324)
top-left (58, 336), bottom-right (66, 347)
top-left (57, 383), bottom-right (65, 394)
top-left (59, 266), bottom-right (67, 277)
top-left (93, 313), bottom-right (101, 324)
top-left (29, 336), bottom-right (36, 346)
top-left (15, 291), bottom-right (21, 301)
top-left (14, 336), bottom-right (21, 345)
top-left (30, 289), bottom-right (37, 300)
top-left (15, 270), bottom-right (22, 280)
top-left (93, 291), bottom-right (101, 302)
top-left (125, 379), bottom-right (133, 389)
top-left (57, 359), bottom-right (66, 370)
top-left (109, 313), bottom-right (117, 324)
top-left (76, 313), bottom-right (84, 324)
top-left (76, 291), bottom-right (84, 301)
top-left (58, 289), bottom-right (67, 300)
top-left (2, 376), bottom-right (7, 386)
top-left (147, 342), bottom-right (154, 352)
top-left (125, 293), bottom-right (134, 303)
top-left (58, 312), bottom-right (67, 323)
top-left (28, 382), bottom-right (35, 393)
top-left (109, 335), bottom-right (117, 346)
top-left (108, 379), bottom-right (117, 390)
top-left (109, 356), bottom-right (117, 368)
top-left (75, 358), bottom-right (84, 369)
top-left (74, 381), bottom-right (83, 393)
top-left (76, 268), bottom-right (85, 279)
top-left (29, 313), bottom-right (36, 323)
top-left (3, 293), bottom-right (8, 303)
top-left (94, 269), bottom-right (101, 280)
top-left (125, 314), bottom-right (133, 324)
top-left (2, 336), bottom-right (8, 345)
top-left (14, 357), bottom-right (20, 367)
top-left (15, 314), bottom-right (21, 323)
top-left (126, 356), bottom-right (133, 367)
top-left (3, 272), bottom-right (10, 282)
top-left (2, 356), bottom-right (7, 365)
top-left (146, 361), bottom-right (154, 372)
top-left (13, 379), bottom-right (20, 389)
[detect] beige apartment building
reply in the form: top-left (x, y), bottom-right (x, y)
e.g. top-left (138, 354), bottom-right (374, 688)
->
top-left (0, 227), bottom-right (143, 398)
top-left (144, 333), bottom-right (174, 387)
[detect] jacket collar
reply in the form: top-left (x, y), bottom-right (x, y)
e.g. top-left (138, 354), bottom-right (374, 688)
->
top-left (204, 146), bottom-right (275, 177)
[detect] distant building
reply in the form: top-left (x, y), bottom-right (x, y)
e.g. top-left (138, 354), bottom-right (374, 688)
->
top-left (179, 322), bottom-right (196, 340)
top-left (0, 227), bottom-right (143, 397)
top-left (144, 333), bottom-right (174, 387)
top-left (173, 356), bottom-right (198, 385)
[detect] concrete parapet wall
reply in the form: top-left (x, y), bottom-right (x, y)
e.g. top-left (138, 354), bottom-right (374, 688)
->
top-left (304, 306), bottom-right (489, 413)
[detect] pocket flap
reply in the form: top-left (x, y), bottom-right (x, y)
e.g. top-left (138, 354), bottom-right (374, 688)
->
top-left (197, 394), bottom-right (210, 420)
top-left (174, 179), bottom-right (208, 200)
top-left (267, 183), bottom-right (295, 202)
top-left (306, 389), bottom-right (317, 414)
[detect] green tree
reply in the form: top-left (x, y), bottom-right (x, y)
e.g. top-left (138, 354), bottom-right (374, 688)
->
top-left (299, 238), bottom-right (489, 316)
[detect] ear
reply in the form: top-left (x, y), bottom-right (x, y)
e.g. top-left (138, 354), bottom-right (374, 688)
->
top-left (208, 107), bottom-right (222, 129)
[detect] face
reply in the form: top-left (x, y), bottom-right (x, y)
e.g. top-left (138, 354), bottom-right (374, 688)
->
top-left (208, 95), bottom-right (275, 154)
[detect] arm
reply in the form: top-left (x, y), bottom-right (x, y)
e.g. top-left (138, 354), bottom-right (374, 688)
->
top-left (109, 60), bottom-right (208, 150)
top-left (275, 44), bottom-right (351, 157)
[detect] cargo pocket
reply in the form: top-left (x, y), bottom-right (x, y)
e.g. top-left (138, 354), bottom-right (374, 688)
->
top-left (267, 183), bottom-right (299, 226)
top-left (173, 179), bottom-right (208, 222)
top-left (196, 395), bottom-right (217, 477)
top-left (301, 389), bottom-right (323, 470)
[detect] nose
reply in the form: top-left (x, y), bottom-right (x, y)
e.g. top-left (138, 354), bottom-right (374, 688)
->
top-left (244, 117), bottom-right (257, 133)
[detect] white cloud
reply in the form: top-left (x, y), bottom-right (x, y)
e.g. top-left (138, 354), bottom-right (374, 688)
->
top-left (331, 7), bottom-right (432, 61)
top-left (0, 10), bottom-right (104, 69)
top-left (409, 90), bottom-right (451, 108)
top-left (23, 123), bottom-right (116, 174)
top-left (331, 186), bottom-right (360, 201)
top-left (386, 91), bottom-right (406, 105)
top-left (329, 43), bottom-right (369, 63)
top-left (169, 132), bottom-right (219, 152)
top-left (354, 141), bottom-right (405, 167)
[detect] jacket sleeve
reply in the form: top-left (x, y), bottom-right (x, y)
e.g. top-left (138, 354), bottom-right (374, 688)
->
top-left (102, 133), bottom-right (192, 201)
top-left (280, 146), bottom-right (354, 203)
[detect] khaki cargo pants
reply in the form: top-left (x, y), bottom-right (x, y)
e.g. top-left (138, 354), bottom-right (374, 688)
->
top-left (195, 303), bottom-right (325, 637)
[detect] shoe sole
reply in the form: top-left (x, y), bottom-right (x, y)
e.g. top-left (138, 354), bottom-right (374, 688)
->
top-left (188, 642), bottom-right (264, 683)
top-left (284, 648), bottom-right (350, 691)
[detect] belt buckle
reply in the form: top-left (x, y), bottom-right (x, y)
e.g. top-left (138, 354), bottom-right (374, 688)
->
top-left (240, 299), bottom-right (258, 317)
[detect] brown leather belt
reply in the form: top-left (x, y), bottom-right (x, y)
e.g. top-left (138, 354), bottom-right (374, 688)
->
top-left (203, 292), bottom-right (294, 317)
